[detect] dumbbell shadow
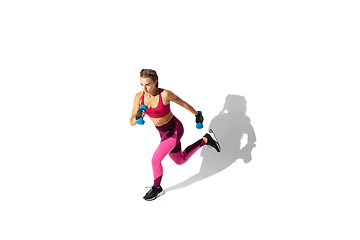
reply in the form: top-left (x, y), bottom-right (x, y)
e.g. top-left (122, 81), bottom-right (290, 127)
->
top-left (165, 95), bottom-right (257, 192)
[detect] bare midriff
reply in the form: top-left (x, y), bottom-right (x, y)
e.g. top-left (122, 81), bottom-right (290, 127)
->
top-left (150, 111), bottom-right (173, 127)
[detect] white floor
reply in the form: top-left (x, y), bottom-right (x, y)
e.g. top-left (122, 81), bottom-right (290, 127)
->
top-left (1, 1), bottom-right (359, 240)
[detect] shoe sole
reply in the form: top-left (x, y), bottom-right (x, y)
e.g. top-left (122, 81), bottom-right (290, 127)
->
top-left (143, 190), bottom-right (165, 201)
top-left (209, 129), bottom-right (221, 152)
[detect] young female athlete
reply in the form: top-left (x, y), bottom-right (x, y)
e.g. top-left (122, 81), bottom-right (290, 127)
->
top-left (130, 69), bottom-right (221, 201)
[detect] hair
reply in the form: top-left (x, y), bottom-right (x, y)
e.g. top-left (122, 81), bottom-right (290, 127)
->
top-left (140, 69), bottom-right (158, 88)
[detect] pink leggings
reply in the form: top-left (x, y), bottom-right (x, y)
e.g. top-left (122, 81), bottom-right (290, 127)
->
top-left (152, 116), bottom-right (205, 187)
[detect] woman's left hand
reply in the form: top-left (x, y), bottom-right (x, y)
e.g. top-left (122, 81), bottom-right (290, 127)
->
top-left (195, 111), bottom-right (204, 124)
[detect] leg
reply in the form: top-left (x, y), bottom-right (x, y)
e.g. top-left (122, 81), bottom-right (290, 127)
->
top-left (151, 133), bottom-right (178, 187)
top-left (169, 138), bottom-right (206, 165)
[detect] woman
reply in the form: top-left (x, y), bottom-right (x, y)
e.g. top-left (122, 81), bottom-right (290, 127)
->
top-left (130, 69), bottom-right (221, 201)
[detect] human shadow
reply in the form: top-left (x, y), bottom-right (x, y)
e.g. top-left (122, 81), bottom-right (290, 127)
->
top-left (165, 94), bottom-right (257, 192)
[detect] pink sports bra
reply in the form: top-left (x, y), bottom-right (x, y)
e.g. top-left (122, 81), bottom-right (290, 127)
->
top-left (141, 89), bottom-right (171, 118)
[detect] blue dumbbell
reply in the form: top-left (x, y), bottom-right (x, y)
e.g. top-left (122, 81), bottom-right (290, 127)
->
top-left (196, 111), bottom-right (203, 129)
top-left (136, 105), bottom-right (148, 125)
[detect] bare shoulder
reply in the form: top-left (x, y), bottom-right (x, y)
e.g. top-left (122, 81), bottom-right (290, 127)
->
top-left (161, 89), bottom-right (174, 104)
top-left (134, 91), bottom-right (143, 103)
top-left (161, 88), bottom-right (169, 94)
top-left (136, 90), bottom-right (143, 97)
top-left (161, 89), bottom-right (175, 98)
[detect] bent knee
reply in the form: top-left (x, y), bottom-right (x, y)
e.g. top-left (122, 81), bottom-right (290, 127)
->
top-left (169, 153), bottom-right (186, 165)
top-left (174, 160), bottom-right (185, 165)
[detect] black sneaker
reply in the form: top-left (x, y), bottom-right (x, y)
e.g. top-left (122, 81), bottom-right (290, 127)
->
top-left (143, 186), bottom-right (165, 201)
top-left (204, 129), bottom-right (221, 152)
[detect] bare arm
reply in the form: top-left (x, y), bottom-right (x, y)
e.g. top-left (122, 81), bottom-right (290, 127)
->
top-left (166, 90), bottom-right (198, 116)
top-left (130, 92), bottom-right (143, 126)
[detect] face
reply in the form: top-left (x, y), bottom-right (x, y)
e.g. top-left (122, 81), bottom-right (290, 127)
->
top-left (140, 77), bottom-right (157, 93)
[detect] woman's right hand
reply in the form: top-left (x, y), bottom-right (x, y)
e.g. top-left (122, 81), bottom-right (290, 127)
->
top-left (136, 109), bottom-right (145, 120)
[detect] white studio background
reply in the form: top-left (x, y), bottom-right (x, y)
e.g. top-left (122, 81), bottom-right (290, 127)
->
top-left (1, 1), bottom-right (359, 240)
